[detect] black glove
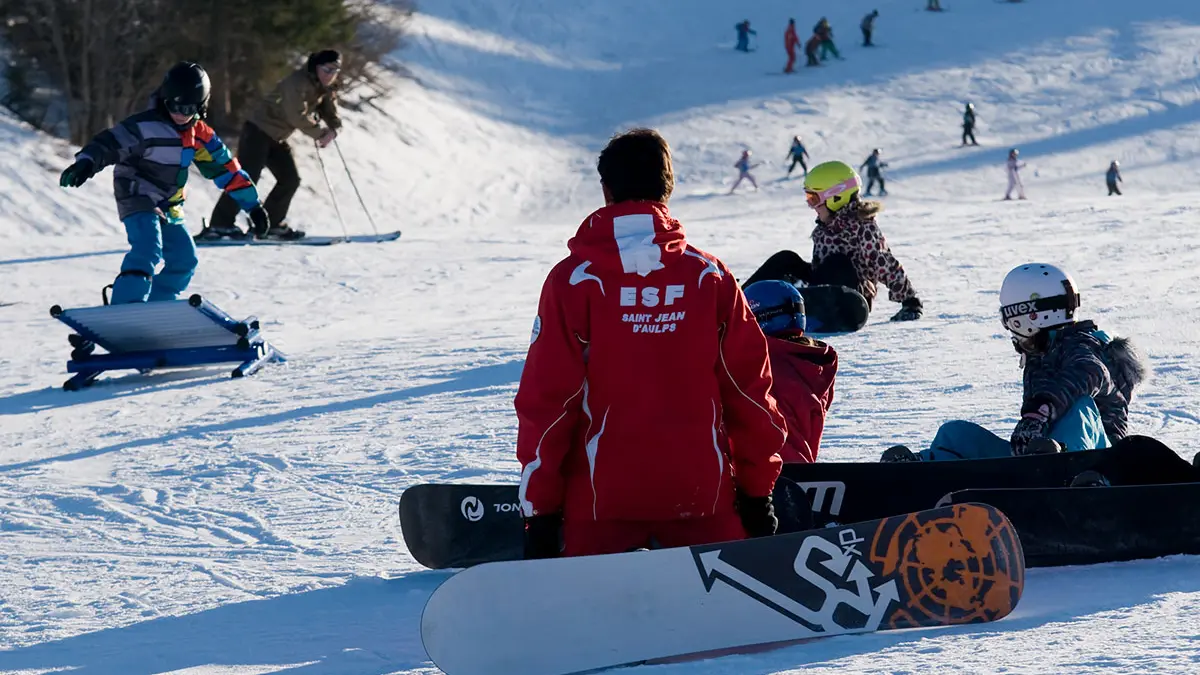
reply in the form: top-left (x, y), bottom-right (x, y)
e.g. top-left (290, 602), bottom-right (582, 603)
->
top-left (1010, 402), bottom-right (1053, 455)
top-left (248, 205), bottom-right (270, 238)
top-left (736, 492), bottom-right (778, 538)
top-left (59, 158), bottom-right (96, 188)
top-left (890, 297), bottom-right (923, 322)
top-left (523, 513), bottom-right (562, 559)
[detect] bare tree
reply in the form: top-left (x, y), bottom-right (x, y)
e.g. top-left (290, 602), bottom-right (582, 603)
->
top-left (1, 0), bottom-right (415, 143)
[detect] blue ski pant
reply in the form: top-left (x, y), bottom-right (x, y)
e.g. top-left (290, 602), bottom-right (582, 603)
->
top-left (917, 397), bottom-right (1111, 461)
top-left (110, 210), bottom-right (198, 304)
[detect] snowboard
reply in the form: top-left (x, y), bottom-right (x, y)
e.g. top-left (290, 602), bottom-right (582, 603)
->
top-left (420, 502), bottom-right (1024, 675)
top-left (398, 436), bottom-right (1194, 570)
top-left (195, 230), bottom-right (401, 246)
top-left (740, 252), bottom-right (869, 333)
top-left (945, 482), bottom-right (1200, 567)
top-left (799, 283), bottom-right (870, 334)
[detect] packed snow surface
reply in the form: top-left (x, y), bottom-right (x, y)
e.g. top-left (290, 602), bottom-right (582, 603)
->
top-left (3, 0), bottom-right (1200, 672)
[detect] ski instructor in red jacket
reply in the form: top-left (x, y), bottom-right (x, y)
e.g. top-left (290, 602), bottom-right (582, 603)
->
top-left (516, 128), bottom-right (787, 559)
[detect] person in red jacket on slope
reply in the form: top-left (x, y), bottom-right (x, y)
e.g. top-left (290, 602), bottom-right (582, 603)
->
top-left (784, 19), bottom-right (800, 73)
top-left (743, 280), bottom-right (838, 463)
top-left (516, 128), bottom-right (787, 559)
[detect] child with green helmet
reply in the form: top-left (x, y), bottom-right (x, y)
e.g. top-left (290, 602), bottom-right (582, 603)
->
top-left (745, 160), bottom-right (923, 324)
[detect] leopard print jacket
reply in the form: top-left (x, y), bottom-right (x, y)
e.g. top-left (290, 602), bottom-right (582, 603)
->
top-left (810, 200), bottom-right (917, 307)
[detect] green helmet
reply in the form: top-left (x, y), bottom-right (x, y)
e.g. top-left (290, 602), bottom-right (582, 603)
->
top-left (804, 161), bottom-right (861, 212)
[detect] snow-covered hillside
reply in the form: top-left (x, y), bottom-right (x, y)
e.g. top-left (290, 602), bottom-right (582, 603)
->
top-left (3, 0), bottom-right (1200, 673)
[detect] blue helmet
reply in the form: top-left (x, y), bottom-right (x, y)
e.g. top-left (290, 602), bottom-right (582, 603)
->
top-left (744, 281), bottom-right (805, 336)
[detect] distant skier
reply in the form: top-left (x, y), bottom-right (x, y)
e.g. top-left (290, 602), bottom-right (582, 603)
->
top-left (805, 32), bottom-right (823, 67)
top-left (784, 19), bottom-right (800, 73)
top-left (962, 102), bottom-right (978, 146)
top-left (1005, 148), bottom-right (1026, 200)
top-left (735, 20), bottom-right (756, 52)
top-left (516, 128), bottom-right (785, 558)
top-left (57, 62), bottom-right (269, 304)
top-left (813, 18), bottom-right (842, 61)
top-left (744, 280), bottom-right (838, 464)
top-left (743, 160), bottom-right (924, 323)
top-left (882, 263), bottom-right (1145, 462)
top-left (861, 10), bottom-right (879, 47)
top-left (927, 0), bottom-right (943, 11)
top-left (786, 136), bottom-right (810, 177)
top-left (860, 148), bottom-right (888, 196)
top-left (730, 150), bottom-right (759, 193)
top-left (1106, 161), bottom-right (1122, 195)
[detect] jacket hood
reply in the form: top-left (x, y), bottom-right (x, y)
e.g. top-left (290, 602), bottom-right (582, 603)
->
top-left (814, 198), bottom-right (882, 234)
top-left (1106, 336), bottom-right (1147, 395)
top-left (568, 201), bottom-right (688, 276)
top-left (769, 334), bottom-right (838, 398)
top-left (1045, 321), bottom-right (1146, 394)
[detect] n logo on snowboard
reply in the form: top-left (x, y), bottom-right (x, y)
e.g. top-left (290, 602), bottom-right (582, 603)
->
top-left (460, 496), bottom-right (484, 522)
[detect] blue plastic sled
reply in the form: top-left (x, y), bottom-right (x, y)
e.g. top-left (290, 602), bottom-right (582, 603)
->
top-left (50, 294), bottom-right (287, 391)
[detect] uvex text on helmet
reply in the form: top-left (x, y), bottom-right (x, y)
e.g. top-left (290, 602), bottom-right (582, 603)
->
top-left (998, 263), bottom-right (1080, 337)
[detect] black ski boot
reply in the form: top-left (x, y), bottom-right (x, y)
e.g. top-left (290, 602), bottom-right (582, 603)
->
top-left (263, 222), bottom-right (305, 240)
top-left (194, 224), bottom-right (248, 241)
top-left (880, 445), bottom-right (920, 462)
top-left (1069, 470), bottom-right (1111, 488)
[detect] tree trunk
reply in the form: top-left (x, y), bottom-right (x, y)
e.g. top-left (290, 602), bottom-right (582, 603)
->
top-left (80, 0), bottom-right (95, 137)
top-left (44, 0), bottom-right (81, 142)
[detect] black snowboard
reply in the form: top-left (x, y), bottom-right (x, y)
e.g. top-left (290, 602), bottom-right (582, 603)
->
top-left (773, 435), bottom-right (1196, 529)
top-left (945, 482), bottom-right (1200, 567)
top-left (741, 250), bottom-right (869, 333)
top-left (799, 284), bottom-right (870, 334)
top-left (399, 436), bottom-right (1196, 569)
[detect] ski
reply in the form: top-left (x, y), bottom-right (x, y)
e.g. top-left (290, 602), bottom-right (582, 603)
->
top-left (420, 502), bottom-right (1024, 675)
top-left (195, 230), bottom-right (401, 247)
top-left (399, 436), bottom-right (1195, 569)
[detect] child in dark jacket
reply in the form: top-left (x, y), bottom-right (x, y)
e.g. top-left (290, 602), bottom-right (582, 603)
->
top-left (1106, 161), bottom-right (1122, 195)
top-left (882, 263), bottom-right (1145, 461)
top-left (59, 62), bottom-right (268, 304)
top-left (744, 280), bottom-right (838, 463)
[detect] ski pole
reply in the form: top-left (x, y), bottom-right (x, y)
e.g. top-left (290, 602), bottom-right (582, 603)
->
top-left (333, 138), bottom-right (382, 239)
top-left (315, 140), bottom-right (351, 242)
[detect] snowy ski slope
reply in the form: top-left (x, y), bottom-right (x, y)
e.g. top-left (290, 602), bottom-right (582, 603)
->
top-left (3, 0), bottom-right (1200, 672)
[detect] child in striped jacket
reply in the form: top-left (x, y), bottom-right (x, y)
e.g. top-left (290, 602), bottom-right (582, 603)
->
top-left (59, 62), bottom-right (269, 304)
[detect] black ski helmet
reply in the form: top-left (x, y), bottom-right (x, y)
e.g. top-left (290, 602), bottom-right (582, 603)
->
top-left (159, 61), bottom-right (210, 119)
top-left (307, 49), bottom-right (342, 75)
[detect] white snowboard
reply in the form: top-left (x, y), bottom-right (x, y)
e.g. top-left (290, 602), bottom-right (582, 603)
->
top-left (420, 533), bottom-right (901, 675)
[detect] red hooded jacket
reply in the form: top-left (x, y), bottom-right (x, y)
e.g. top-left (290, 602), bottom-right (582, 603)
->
top-left (515, 201), bottom-right (786, 523)
top-left (765, 333), bottom-right (838, 463)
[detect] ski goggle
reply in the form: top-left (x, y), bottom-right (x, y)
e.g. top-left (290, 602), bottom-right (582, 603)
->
top-left (318, 64), bottom-right (341, 75)
top-left (164, 100), bottom-right (200, 117)
top-left (805, 176), bottom-right (861, 207)
top-left (752, 298), bottom-right (804, 325)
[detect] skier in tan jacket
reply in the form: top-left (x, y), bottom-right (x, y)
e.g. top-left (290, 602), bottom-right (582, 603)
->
top-left (201, 50), bottom-right (343, 241)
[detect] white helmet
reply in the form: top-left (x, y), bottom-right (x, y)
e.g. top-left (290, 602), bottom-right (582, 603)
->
top-left (999, 263), bottom-right (1080, 337)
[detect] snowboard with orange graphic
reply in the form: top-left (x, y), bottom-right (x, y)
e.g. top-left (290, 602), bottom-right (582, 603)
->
top-left (421, 503), bottom-right (1025, 675)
